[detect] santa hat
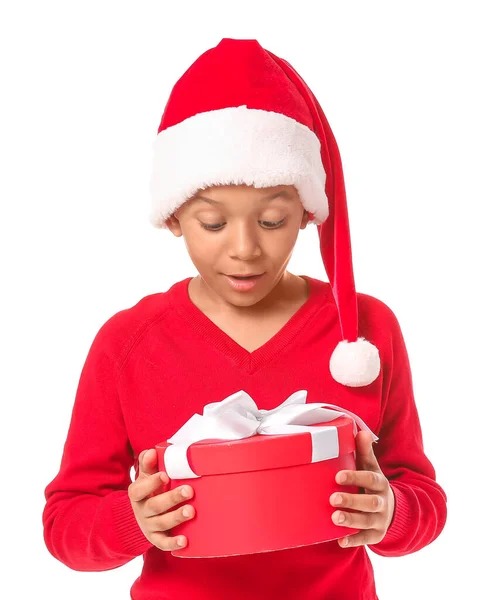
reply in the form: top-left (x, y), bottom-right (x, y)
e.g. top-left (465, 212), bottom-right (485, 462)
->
top-left (148, 38), bottom-right (380, 388)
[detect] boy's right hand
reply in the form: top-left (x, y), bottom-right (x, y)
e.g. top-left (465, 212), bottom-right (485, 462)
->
top-left (128, 448), bottom-right (195, 551)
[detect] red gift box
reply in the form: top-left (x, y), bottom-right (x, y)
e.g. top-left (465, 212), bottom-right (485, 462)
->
top-left (155, 390), bottom-right (378, 558)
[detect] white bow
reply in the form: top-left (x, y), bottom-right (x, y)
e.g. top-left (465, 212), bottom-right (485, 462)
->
top-left (164, 389), bottom-right (379, 479)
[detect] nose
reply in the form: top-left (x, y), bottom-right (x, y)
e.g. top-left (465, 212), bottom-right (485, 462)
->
top-left (228, 222), bottom-right (262, 260)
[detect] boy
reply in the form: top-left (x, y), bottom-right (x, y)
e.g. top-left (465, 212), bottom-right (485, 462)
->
top-left (42, 38), bottom-right (447, 599)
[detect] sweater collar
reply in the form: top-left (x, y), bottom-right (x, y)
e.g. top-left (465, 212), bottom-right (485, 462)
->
top-left (169, 275), bottom-right (332, 375)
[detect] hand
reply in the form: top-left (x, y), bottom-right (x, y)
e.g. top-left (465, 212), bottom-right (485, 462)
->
top-left (330, 430), bottom-right (395, 548)
top-left (128, 448), bottom-right (196, 551)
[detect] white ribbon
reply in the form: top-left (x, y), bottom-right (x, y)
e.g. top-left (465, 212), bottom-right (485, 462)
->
top-left (164, 389), bottom-right (379, 479)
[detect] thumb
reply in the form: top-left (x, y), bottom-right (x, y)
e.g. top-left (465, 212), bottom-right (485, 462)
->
top-left (355, 430), bottom-right (381, 472)
top-left (137, 448), bottom-right (159, 479)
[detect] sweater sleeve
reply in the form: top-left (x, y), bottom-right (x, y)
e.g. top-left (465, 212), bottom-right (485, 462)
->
top-left (367, 303), bottom-right (448, 557)
top-left (42, 316), bottom-right (154, 571)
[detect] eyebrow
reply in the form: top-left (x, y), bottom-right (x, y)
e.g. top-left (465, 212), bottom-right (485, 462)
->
top-left (192, 190), bottom-right (295, 205)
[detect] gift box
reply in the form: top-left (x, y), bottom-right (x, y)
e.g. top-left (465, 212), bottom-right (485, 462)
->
top-left (155, 389), bottom-right (378, 558)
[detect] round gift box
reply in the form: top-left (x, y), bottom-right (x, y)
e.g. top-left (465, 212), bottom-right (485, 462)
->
top-left (155, 415), bottom-right (361, 558)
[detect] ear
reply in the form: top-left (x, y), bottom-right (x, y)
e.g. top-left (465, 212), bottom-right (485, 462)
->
top-left (165, 214), bottom-right (184, 237)
top-left (300, 209), bottom-right (309, 230)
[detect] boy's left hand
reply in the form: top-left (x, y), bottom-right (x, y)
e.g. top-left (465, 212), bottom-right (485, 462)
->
top-left (331, 430), bottom-right (395, 548)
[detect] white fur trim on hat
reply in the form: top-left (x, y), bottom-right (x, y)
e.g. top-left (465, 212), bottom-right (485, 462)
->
top-left (329, 337), bottom-right (381, 387)
top-left (149, 105), bottom-right (328, 228)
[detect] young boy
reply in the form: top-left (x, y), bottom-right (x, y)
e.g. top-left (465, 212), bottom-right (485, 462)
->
top-left (42, 38), bottom-right (447, 600)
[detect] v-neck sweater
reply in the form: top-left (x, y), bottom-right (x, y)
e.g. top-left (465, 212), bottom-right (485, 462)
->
top-left (42, 275), bottom-right (447, 600)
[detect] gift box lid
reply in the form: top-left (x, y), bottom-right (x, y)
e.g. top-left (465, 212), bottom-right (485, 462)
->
top-left (156, 415), bottom-right (355, 477)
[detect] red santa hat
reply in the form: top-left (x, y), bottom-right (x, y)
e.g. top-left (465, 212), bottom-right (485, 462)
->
top-left (149, 38), bottom-right (381, 388)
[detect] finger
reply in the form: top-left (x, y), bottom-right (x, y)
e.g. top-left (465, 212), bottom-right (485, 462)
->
top-left (150, 531), bottom-right (188, 552)
top-left (330, 491), bottom-right (384, 513)
top-left (336, 469), bottom-right (386, 492)
top-left (331, 506), bottom-right (383, 530)
top-left (147, 501), bottom-right (195, 534)
top-left (338, 529), bottom-right (380, 548)
top-left (137, 449), bottom-right (159, 479)
top-left (128, 470), bottom-right (168, 503)
top-left (144, 484), bottom-right (194, 518)
top-left (355, 430), bottom-right (382, 472)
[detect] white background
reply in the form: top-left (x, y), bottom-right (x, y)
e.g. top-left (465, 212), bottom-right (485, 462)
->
top-left (1, 1), bottom-right (488, 598)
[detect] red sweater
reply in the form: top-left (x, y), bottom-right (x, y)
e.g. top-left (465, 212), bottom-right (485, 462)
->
top-left (42, 275), bottom-right (447, 599)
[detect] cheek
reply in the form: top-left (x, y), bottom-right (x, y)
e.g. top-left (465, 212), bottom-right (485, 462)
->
top-left (265, 235), bottom-right (295, 255)
top-left (184, 230), bottom-right (222, 265)
top-left (269, 226), bottom-right (300, 249)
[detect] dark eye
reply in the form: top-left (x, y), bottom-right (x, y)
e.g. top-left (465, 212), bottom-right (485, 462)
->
top-left (199, 219), bottom-right (285, 232)
top-left (199, 222), bottom-right (224, 231)
top-left (261, 220), bottom-right (285, 228)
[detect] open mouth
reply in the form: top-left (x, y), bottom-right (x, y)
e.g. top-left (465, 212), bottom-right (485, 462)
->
top-left (224, 273), bottom-right (265, 290)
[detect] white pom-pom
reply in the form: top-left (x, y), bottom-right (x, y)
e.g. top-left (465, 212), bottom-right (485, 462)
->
top-left (329, 337), bottom-right (381, 387)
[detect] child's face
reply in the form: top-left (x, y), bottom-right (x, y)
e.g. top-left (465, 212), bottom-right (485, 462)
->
top-left (165, 183), bottom-right (309, 306)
